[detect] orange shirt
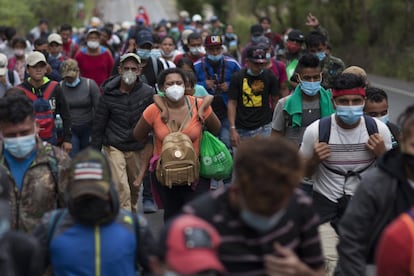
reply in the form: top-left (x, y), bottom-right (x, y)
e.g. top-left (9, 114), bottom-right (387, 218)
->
top-left (143, 96), bottom-right (212, 156)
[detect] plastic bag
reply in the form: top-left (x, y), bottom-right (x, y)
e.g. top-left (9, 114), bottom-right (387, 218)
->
top-left (199, 131), bottom-right (233, 179)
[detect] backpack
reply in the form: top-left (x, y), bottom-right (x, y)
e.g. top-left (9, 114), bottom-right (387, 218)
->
top-left (18, 81), bottom-right (59, 145)
top-left (156, 99), bottom-right (200, 188)
top-left (139, 56), bottom-right (159, 85)
top-left (318, 114), bottom-right (378, 182)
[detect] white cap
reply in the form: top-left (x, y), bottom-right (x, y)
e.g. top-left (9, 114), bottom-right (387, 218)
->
top-left (48, 33), bottom-right (63, 45)
top-left (0, 53), bottom-right (7, 76)
top-left (120, 53), bottom-right (141, 64)
top-left (26, 51), bottom-right (47, 66)
top-left (192, 14), bottom-right (202, 22)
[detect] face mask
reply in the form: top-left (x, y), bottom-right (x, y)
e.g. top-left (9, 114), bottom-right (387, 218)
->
top-left (300, 80), bottom-right (321, 96)
top-left (150, 49), bottom-right (162, 59)
top-left (71, 196), bottom-right (112, 225)
top-left (163, 270), bottom-right (180, 276)
top-left (3, 134), bottom-right (36, 159)
top-left (207, 54), bottom-right (222, 63)
top-left (377, 113), bottom-right (389, 124)
top-left (66, 77), bottom-right (80, 87)
top-left (247, 68), bottom-right (263, 77)
top-left (189, 46), bottom-right (204, 56)
top-left (14, 49), bottom-right (25, 57)
top-left (122, 70), bottom-right (137, 85)
top-left (158, 31), bottom-right (167, 38)
top-left (336, 104), bottom-right (364, 125)
top-left (241, 208), bottom-right (286, 232)
top-left (165, 84), bottom-right (185, 102)
top-left (137, 49), bottom-right (151, 60)
top-left (87, 40), bottom-right (100, 49)
top-left (251, 36), bottom-right (261, 44)
top-left (286, 41), bottom-right (301, 53)
top-left (315, 51), bottom-right (326, 61)
top-left (161, 49), bottom-right (174, 58)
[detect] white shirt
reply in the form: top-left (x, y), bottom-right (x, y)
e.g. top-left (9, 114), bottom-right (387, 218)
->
top-left (300, 114), bottom-right (392, 202)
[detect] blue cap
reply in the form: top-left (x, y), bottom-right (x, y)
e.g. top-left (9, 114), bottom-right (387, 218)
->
top-left (136, 30), bottom-right (153, 46)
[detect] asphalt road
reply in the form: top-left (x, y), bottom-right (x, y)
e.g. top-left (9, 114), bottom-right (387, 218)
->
top-left (98, 0), bottom-right (177, 24)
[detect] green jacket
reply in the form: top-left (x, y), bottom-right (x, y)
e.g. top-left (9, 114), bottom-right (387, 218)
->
top-left (0, 138), bottom-right (70, 233)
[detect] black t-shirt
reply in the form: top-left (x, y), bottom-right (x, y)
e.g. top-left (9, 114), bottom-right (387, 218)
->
top-left (228, 69), bottom-right (280, 129)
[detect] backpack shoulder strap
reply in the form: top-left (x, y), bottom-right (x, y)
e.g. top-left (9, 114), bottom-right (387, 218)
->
top-left (319, 115), bottom-right (332, 143)
top-left (151, 56), bottom-right (159, 77)
top-left (47, 209), bottom-right (67, 246)
top-left (8, 70), bottom-right (14, 85)
top-left (17, 84), bottom-right (38, 101)
top-left (363, 114), bottom-right (378, 135)
top-left (43, 81), bottom-right (58, 100)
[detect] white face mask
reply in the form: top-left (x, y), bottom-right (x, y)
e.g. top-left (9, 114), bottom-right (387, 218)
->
top-left (14, 49), bottom-right (25, 57)
top-left (87, 40), bottom-right (100, 49)
top-left (165, 84), bottom-right (185, 102)
top-left (122, 70), bottom-right (137, 85)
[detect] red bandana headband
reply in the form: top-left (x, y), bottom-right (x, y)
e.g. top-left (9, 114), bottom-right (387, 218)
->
top-left (332, 88), bottom-right (366, 97)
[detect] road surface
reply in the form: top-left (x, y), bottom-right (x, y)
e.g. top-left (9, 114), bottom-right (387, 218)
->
top-left (98, 0), bottom-right (177, 24)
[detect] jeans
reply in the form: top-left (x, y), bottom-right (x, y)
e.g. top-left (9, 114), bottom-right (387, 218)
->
top-left (219, 117), bottom-right (231, 150)
top-left (236, 123), bottom-right (272, 139)
top-left (70, 123), bottom-right (92, 158)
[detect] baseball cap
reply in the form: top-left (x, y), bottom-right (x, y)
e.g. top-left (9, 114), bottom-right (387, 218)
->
top-left (204, 35), bottom-right (223, 47)
top-left (87, 28), bottom-right (101, 37)
top-left (287, 29), bottom-right (304, 42)
top-left (136, 30), bottom-right (153, 46)
top-left (48, 33), bottom-right (63, 45)
top-left (210, 15), bottom-right (219, 23)
top-left (120, 53), bottom-right (141, 64)
top-left (192, 14), bottom-right (202, 23)
top-left (61, 59), bottom-right (79, 78)
top-left (0, 53), bottom-right (8, 76)
top-left (250, 24), bottom-right (264, 37)
top-left (247, 45), bottom-right (268, 63)
top-left (68, 148), bottom-right (111, 200)
top-left (158, 214), bottom-right (225, 275)
top-left (26, 51), bottom-right (47, 66)
top-left (181, 29), bottom-right (193, 45)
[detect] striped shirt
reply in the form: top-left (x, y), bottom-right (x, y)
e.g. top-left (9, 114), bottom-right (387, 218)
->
top-left (183, 188), bottom-right (324, 275)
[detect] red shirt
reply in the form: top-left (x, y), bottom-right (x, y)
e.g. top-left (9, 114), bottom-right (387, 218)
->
top-left (62, 39), bottom-right (79, 58)
top-left (74, 47), bottom-right (114, 89)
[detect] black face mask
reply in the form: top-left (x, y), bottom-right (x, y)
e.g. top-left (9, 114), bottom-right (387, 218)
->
top-left (71, 196), bottom-right (112, 226)
top-left (403, 153), bottom-right (414, 173)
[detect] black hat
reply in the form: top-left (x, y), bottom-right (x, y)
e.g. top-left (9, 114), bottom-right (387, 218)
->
top-left (247, 45), bottom-right (268, 63)
top-left (250, 24), bottom-right (264, 37)
top-left (287, 29), bottom-right (305, 42)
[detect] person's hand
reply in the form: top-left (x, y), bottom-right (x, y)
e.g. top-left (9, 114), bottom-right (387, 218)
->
top-left (205, 80), bottom-right (216, 90)
top-left (218, 82), bottom-right (228, 92)
top-left (264, 243), bottom-right (310, 276)
top-left (198, 108), bottom-right (205, 122)
top-left (366, 133), bottom-right (386, 157)
top-left (230, 128), bottom-right (240, 147)
top-left (61, 142), bottom-right (72, 154)
top-left (0, 75), bottom-right (6, 85)
top-left (313, 142), bottom-right (330, 162)
top-left (306, 13), bottom-right (320, 28)
top-left (161, 109), bottom-right (169, 123)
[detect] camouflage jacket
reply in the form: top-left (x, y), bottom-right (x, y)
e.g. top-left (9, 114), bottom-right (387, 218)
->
top-left (321, 55), bottom-right (345, 89)
top-left (0, 138), bottom-right (70, 233)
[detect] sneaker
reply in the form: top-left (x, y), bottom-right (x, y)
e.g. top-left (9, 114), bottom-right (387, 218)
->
top-left (143, 200), bottom-right (157, 213)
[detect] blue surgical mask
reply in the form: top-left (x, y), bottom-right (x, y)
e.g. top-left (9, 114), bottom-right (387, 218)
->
top-left (207, 54), bottom-right (222, 62)
top-left (241, 208), bottom-right (286, 232)
top-left (150, 49), bottom-right (162, 59)
top-left (315, 51), bottom-right (326, 61)
top-left (66, 77), bottom-right (80, 88)
top-left (247, 68), bottom-right (263, 76)
top-left (336, 104), bottom-right (364, 125)
top-left (137, 49), bottom-right (151, 60)
top-left (300, 80), bottom-right (321, 96)
top-left (3, 134), bottom-right (36, 159)
top-left (377, 113), bottom-right (389, 124)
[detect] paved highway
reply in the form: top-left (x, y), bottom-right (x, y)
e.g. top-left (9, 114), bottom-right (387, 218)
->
top-left (98, 0), bottom-right (177, 24)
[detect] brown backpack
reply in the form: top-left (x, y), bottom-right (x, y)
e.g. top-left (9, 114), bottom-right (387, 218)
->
top-left (156, 98), bottom-right (200, 188)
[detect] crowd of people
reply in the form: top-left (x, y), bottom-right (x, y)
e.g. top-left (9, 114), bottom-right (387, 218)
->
top-left (0, 6), bottom-right (412, 276)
